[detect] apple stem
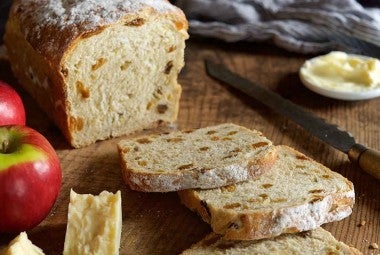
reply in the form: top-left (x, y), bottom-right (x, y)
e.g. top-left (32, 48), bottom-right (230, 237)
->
top-left (1, 139), bottom-right (9, 154)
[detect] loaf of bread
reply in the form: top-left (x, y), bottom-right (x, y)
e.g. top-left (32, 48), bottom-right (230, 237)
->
top-left (181, 228), bottom-right (362, 255)
top-left (4, 0), bottom-right (188, 148)
top-left (118, 123), bottom-right (277, 192)
top-left (178, 146), bottom-right (355, 240)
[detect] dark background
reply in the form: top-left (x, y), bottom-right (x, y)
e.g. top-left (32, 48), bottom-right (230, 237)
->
top-left (0, 0), bottom-right (10, 43)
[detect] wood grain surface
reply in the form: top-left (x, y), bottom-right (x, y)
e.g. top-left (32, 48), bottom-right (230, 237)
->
top-left (0, 38), bottom-right (379, 255)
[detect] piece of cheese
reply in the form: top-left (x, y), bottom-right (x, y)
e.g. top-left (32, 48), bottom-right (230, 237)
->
top-left (63, 190), bottom-right (122, 255)
top-left (1, 232), bottom-right (45, 255)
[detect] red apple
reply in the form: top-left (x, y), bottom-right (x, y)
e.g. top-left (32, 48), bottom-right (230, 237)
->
top-left (0, 125), bottom-right (62, 233)
top-left (0, 81), bottom-right (26, 126)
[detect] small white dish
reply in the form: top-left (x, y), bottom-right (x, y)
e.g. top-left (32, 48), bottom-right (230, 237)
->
top-left (299, 53), bottom-right (380, 101)
top-left (300, 73), bottom-right (380, 101)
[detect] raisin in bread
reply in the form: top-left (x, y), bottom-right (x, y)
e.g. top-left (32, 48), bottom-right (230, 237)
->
top-left (118, 123), bottom-right (277, 192)
top-left (181, 228), bottom-right (362, 255)
top-left (4, 0), bottom-right (188, 148)
top-left (178, 146), bottom-right (354, 240)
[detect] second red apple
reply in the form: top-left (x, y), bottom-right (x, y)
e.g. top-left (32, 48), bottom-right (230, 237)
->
top-left (0, 81), bottom-right (26, 126)
top-left (0, 125), bottom-right (62, 233)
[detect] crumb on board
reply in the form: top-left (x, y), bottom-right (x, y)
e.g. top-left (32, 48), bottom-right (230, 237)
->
top-left (369, 243), bottom-right (379, 249)
top-left (357, 220), bottom-right (366, 227)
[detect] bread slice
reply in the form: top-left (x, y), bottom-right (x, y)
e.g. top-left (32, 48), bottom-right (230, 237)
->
top-left (118, 123), bottom-right (277, 192)
top-left (178, 145), bottom-right (355, 240)
top-left (181, 227), bottom-right (362, 255)
top-left (5, 0), bottom-right (188, 148)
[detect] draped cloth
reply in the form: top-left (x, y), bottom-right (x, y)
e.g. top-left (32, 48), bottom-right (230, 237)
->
top-left (175, 0), bottom-right (380, 56)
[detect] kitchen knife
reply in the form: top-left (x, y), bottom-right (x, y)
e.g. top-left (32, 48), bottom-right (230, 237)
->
top-left (205, 59), bottom-right (380, 180)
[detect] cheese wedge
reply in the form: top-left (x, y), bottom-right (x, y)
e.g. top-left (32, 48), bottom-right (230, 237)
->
top-left (1, 232), bottom-right (45, 255)
top-left (63, 190), bottom-right (122, 255)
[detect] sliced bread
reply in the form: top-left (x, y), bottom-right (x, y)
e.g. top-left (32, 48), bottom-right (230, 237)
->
top-left (5, 0), bottom-right (188, 148)
top-left (118, 123), bottom-right (277, 192)
top-left (178, 145), bottom-right (355, 240)
top-left (181, 227), bottom-right (362, 255)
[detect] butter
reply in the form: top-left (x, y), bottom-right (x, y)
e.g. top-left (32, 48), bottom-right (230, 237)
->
top-left (1, 232), bottom-right (45, 255)
top-left (63, 190), bottom-right (122, 255)
top-left (300, 51), bottom-right (380, 92)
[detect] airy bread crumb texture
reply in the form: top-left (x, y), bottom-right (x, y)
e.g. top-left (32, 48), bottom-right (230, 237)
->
top-left (64, 12), bottom-right (185, 146)
top-left (181, 228), bottom-right (362, 255)
top-left (178, 145), bottom-right (355, 240)
top-left (118, 123), bottom-right (277, 192)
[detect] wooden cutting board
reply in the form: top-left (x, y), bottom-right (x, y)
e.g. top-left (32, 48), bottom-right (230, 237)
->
top-left (0, 39), bottom-right (379, 255)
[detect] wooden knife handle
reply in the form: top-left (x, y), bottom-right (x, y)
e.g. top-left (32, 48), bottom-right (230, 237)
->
top-left (348, 144), bottom-right (380, 180)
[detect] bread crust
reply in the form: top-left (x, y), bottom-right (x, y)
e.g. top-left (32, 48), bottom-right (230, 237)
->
top-left (179, 189), bottom-right (354, 240)
top-left (178, 146), bottom-right (355, 240)
top-left (118, 123), bottom-right (278, 192)
top-left (7, 0), bottom-right (188, 66)
top-left (181, 228), bottom-right (363, 254)
top-left (4, 0), bottom-right (188, 148)
top-left (119, 146), bottom-right (278, 192)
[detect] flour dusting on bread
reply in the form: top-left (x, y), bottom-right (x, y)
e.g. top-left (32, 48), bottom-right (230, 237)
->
top-left (178, 145), bottom-right (355, 240)
top-left (28, 0), bottom-right (176, 29)
top-left (5, 0), bottom-right (188, 148)
top-left (118, 123), bottom-right (277, 192)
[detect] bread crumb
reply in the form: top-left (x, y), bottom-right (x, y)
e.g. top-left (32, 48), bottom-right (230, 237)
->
top-left (357, 220), bottom-right (366, 227)
top-left (369, 243), bottom-right (379, 249)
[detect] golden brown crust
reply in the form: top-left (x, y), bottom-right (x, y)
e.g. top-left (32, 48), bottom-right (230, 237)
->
top-left (180, 189), bottom-right (355, 240)
top-left (8, 0), bottom-right (188, 66)
top-left (181, 229), bottom-right (363, 254)
top-left (178, 146), bottom-right (355, 240)
top-left (4, 15), bottom-right (72, 143)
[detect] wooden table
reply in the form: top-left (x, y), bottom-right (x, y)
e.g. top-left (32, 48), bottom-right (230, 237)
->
top-left (0, 38), bottom-right (379, 255)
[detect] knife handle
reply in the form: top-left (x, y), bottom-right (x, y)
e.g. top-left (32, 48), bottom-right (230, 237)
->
top-left (348, 144), bottom-right (380, 180)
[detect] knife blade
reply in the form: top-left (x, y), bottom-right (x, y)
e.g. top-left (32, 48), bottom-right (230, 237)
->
top-left (205, 59), bottom-right (380, 180)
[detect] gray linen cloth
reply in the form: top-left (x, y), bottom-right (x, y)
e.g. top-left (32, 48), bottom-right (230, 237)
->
top-left (175, 0), bottom-right (380, 56)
